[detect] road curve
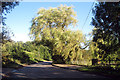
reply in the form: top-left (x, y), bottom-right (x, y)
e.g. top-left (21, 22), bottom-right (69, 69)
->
top-left (2, 61), bottom-right (110, 79)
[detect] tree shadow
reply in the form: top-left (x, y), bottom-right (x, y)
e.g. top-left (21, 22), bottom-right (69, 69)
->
top-left (2, 56), bottom-right (23, 69)
top-left (2, 61), bottom-right (112, 80)
top-left (52, 55), bottom-right (65, 64)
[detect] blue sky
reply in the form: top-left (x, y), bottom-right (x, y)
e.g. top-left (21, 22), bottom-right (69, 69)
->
top-left (5, 2), bottom-right (94, 42)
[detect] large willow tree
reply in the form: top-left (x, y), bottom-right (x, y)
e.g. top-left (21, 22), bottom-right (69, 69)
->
top-left (30, 5), bottom-right (88, 64)
top-left (30, 5), bottom-right (77, 40)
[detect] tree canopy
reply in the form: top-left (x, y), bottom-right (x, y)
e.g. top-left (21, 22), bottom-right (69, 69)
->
top-left (30, 5), bottom-right (77, 41)
top-left (1, 1), bottom-right (19, 25)
top-left (91, 2), bottom-right (120, 63)
top-left (0, 1), bottom-right (19, 44)
top-left (29, 5), bottom-right (91, 64)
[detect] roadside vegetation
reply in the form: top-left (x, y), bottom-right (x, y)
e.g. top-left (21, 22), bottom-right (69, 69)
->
top-left (77, 65), bottom-right (120, 79)
top-left (2, 41), bottom-right (52, 68)
top-left (77, 2), bottom-right (120, 77)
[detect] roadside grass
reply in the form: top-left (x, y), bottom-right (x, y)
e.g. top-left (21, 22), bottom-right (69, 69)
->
top-left (2, 57), bottom-right (48, 69)
top-left (77, 65), bottom-right (120, 78)
top-left (38, 58), bottom-right (48, 61)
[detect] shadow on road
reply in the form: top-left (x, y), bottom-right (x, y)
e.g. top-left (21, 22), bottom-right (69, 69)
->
top-left (1, 61), bottom-right (112, 80)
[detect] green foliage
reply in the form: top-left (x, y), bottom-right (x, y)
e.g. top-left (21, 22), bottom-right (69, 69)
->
top-left (2, 41), bottom-right (52, 67)
top-left (77, 65), bottom-right (120, 78)
top-left (29, 5), bottom-right (92, 65)
top-left (39, 27), bottom-right (90, 64)
top-left (29, 5), bottom-right (77, 41)
top-left (32, 44), bottom-right (52, 61)
top-left (91, 2), bottom-right (120, 66)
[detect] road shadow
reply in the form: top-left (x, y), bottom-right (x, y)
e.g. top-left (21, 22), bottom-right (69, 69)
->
top-left (1, 61), bottom-right (112, 80)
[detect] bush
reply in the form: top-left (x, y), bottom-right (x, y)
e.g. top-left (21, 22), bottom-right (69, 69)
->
top-left (2, 41), bottom-right (52, 68)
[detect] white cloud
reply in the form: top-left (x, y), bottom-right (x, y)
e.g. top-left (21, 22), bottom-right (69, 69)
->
top-left (11, 33), bottom-right (32, 43)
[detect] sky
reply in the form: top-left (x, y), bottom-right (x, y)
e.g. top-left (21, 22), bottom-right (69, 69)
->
top-left (5, 2), bottom-right (95, 42)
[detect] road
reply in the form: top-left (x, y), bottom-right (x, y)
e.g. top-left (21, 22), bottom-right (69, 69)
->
top-left (2, 61), bottom-right (110, 79)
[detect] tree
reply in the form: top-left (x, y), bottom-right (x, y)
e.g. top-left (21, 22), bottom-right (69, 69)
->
top-left (1, 1), bottom-right (19, 25)
top-left (30, 5), bottom-right (90, 64)
top-left (1, 26), bottom-right (14, 44)
top-left (1, 1), bottom-right (20, 67)
top-left (91, 2), bottom-right (120, 64)
top-left (0, 1), bottom-right (19, 44)
top-left (29, 5), bottom-right (77, 41)
top-left (45, 28), bottom-right (85, 64)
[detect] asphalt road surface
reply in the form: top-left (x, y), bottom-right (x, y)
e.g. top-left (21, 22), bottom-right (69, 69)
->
top-left (2, 61), bottom-right (110, 79)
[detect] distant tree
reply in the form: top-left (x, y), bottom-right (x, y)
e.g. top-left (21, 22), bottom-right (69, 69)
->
top-left (91, 2), bottom-right (120, 63)
top-left (1, 26), bottom-right (14, 44)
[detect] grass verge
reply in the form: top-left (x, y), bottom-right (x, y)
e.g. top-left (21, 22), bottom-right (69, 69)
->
top-left (77, 65), bottom-right (120, 79)
top-left (2, 58), bottom-right (48, 69)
